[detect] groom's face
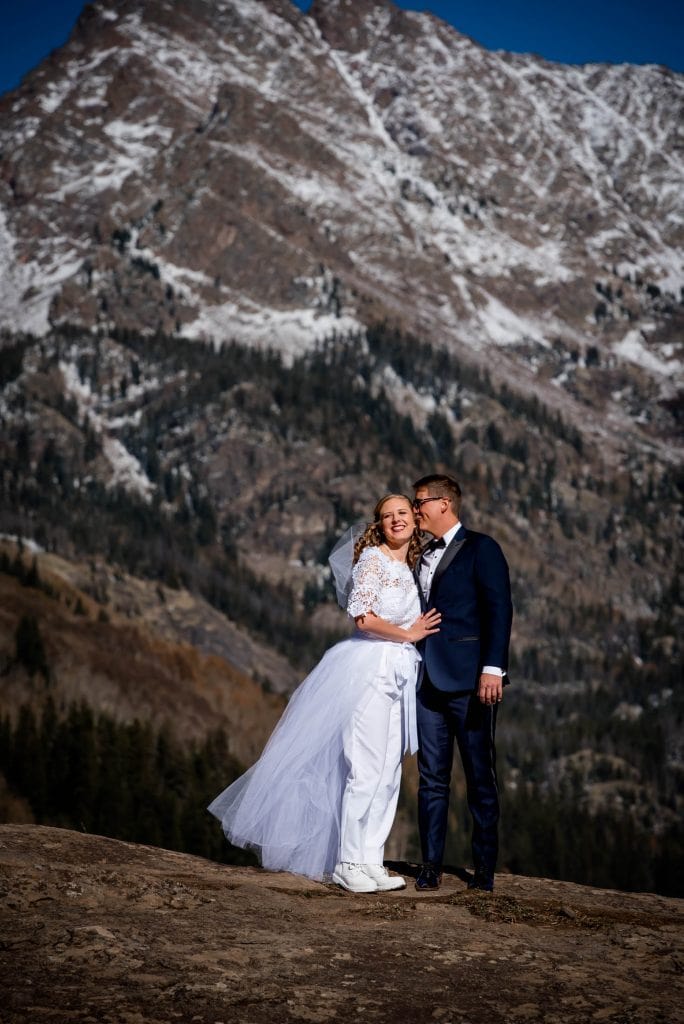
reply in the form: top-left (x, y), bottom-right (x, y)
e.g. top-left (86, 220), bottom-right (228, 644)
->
top-left (413, 488), bottom-right (447, 536)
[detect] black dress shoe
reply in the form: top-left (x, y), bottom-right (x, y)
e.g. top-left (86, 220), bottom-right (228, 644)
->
top-left (415, 863), bottom-right (443, 890)
top-left (467, 870), bottom-right (494, 892)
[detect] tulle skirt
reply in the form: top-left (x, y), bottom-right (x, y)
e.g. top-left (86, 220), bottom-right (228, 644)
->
top-left (208, 633), bottom-right (420, 881)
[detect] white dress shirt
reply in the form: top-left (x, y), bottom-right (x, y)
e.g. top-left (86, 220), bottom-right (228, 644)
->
top-left (420, 522), bottom-right (503, 678)
top-left (419, 522), bottom-right (462, 597)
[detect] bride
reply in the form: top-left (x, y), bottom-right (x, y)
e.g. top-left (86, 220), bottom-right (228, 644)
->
top-left (207, 494), bottom-right (440, 892)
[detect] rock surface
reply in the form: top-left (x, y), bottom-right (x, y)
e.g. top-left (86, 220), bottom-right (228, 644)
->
top-left (1, 824), bottom-right (682, 1023)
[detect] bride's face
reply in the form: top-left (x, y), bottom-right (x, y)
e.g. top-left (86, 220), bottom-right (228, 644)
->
top-left (378, 497), bottom-right (416, 547)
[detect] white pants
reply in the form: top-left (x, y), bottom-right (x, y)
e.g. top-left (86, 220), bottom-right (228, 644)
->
top-left (339, 687), bottom-right (403, 864)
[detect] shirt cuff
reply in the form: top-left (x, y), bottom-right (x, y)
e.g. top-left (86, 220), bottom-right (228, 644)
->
top-left (482, 665), bottom-right (504, 677)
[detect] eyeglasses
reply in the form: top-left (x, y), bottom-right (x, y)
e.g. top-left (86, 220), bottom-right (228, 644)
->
top-left (412, 497), bottom-right (443, 509)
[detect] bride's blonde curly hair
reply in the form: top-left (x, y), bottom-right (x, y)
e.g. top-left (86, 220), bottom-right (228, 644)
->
top-left (353, 493), bottom-right (423, 570)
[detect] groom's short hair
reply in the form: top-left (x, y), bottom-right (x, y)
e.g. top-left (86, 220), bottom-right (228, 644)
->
top-left (413, 474), bottom-right (462, 516)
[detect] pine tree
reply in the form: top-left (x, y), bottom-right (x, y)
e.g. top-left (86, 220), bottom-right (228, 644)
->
top-left (15, 615), bottom-right (49, 680)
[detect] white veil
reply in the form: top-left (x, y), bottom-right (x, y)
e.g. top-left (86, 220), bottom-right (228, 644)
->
top-left (327, 522), bottom-right (367, 608)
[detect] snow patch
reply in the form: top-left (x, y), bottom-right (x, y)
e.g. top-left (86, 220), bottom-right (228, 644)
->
top-left (103, 436), bottom-right (155, 498)
top-left (39, 79), bottom-right (72, 114)
top-left (613, 330), bottom-right (682, 378)
top-left (0, 210), bottom-right (82, 335)
top-left (184, 300), bottom-right (363, 361)
top-left (0, 534), bottom-right (44, 554)
top-left (104, 119), bottom-right (172, 148)
top-left (59, 359), bottom-right (154, 501)
top-left (375, 364), bottom-right (437, 429)
top-left (476, 296), bottom-right (548, 348)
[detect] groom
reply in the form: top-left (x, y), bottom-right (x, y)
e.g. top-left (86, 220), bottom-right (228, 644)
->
top-left (412, 474), bottom-right (513, 892)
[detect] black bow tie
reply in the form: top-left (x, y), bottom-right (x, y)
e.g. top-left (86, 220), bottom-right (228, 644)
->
top-left (424, 537), bottom-right (446, 554)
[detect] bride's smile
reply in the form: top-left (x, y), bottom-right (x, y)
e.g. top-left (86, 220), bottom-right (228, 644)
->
top-left (379, 497), bottom-right (415, 551)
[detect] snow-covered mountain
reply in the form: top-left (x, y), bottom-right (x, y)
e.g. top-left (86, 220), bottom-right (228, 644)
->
top-left (0, 0), bottom-right (682, 458)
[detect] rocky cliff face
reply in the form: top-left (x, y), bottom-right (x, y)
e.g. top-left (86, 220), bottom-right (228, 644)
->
top-left (0, 0), bottom-right (682, 451)
top-left (1, 824), bottom-right (682, 1024)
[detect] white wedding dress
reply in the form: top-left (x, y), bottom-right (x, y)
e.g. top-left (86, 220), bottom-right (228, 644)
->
top-left (207, 546), bottom-right (422, 881)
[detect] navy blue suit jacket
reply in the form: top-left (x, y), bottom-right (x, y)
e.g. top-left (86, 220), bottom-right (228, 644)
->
top-left (418, 527), bottom-right (513, 693)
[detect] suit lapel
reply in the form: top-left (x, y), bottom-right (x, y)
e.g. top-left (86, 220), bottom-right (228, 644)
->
top-left (429, 528), bottom-right (468, 601)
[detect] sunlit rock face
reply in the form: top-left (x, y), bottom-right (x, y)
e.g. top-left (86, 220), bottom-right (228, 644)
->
top-left (0, 0), bottom-right (681, 407)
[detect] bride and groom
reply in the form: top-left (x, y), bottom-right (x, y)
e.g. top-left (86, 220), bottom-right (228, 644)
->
top-left (208, 474), bottom-right (513, 894)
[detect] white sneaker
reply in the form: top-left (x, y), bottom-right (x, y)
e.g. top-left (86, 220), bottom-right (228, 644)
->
top-left (332, 862), bottom-right (378, 893)
top-left (363, 864), bottom-right (406, 891)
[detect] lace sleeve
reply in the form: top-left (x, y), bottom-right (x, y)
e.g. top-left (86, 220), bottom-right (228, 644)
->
top-left (347, 547), bottom-right (387, 618)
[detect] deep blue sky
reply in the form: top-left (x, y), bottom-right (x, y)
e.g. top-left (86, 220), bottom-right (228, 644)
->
top-left (1, 0), bottom-right (682, 97)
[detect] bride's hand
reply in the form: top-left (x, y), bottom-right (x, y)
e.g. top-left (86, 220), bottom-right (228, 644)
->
top-left (407, 609), bottom-right (441, 642)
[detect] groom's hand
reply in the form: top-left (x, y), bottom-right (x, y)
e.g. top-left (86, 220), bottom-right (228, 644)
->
top-left (478, 672), bottom-right (503, 705)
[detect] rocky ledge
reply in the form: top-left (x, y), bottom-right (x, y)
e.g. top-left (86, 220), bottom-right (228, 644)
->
top-left (1, 825), bottom-right (682, 1023)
